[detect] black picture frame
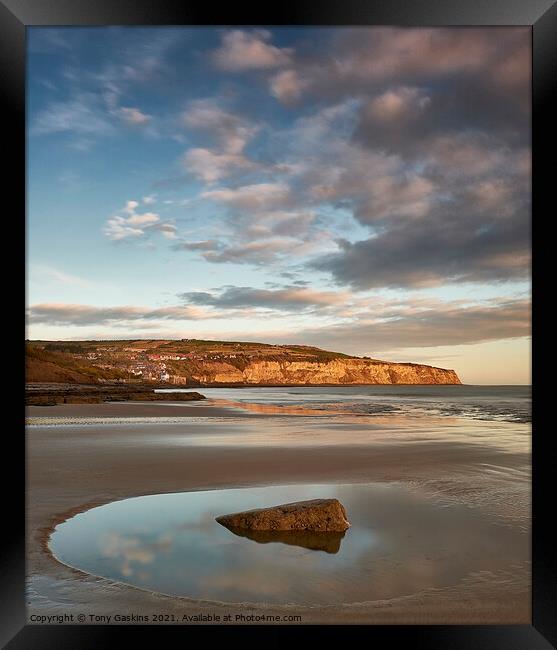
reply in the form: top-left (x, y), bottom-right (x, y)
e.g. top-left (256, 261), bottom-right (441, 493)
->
top-left (4, 1), bottom-right (554, 647)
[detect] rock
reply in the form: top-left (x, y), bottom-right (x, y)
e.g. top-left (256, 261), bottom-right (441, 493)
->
top-left (221, 527), bottom-right (346, 554)
top-left (215, 498), bottom-right (351, 533)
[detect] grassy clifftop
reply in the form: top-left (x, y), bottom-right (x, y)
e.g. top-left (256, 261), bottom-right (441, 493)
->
top-left (26, 345), bottom-right (128, 384)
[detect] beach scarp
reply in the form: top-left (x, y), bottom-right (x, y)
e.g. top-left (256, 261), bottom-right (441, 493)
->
top-left (215, 498), bottom-right (351, 532)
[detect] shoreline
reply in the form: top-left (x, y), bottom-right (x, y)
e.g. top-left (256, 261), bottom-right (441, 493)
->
top-left (26, 402), bottom-right (246, 420)
top-left (25, 384), bottom-right (206, 406)
top-left (26, 400), bottom-right (530, 624)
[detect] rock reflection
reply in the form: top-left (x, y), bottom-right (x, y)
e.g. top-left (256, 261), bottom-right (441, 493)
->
top-left (219, 525), bottom-right (346, 554)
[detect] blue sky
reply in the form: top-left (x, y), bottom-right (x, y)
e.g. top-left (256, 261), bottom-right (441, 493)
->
top-left (27, 27), bottom-right (531, 383)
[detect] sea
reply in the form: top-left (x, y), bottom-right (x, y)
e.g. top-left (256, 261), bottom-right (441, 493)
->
top-left (159, 384), bottom-right (531, 424)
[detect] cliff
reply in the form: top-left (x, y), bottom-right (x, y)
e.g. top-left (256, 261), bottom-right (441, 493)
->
top-left (25, 339), bottom-right (461, 385)
top-left (175, 357), bottom-right (460, 385)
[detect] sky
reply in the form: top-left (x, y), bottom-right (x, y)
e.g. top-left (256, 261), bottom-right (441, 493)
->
top-left (26, 27), bottom-right (531, 384)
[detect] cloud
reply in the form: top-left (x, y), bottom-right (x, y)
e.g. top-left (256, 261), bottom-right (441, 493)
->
top-left (212, 30), bottom-right (292, 71)
top-left (28, 29), bottom-right (73, 53)
top-left (314, 212), bottom-right (529, 290)
top-left (283, 98), bottom-right (361, 149)
top-left (197, 239), bottom-right (298, 265)
top-left (269, 70), bottom-right (306, 103)
top-left (270, 100), bottom-right (439, 221)
top-left (118, 106), bottom-right (152, 125)
top-left (101, 531), bottom-right (173, 578)
top-left (201, 183), bottom-right (291, 211)
top-left (181, 99), bottom-right (259, 154)
top-left (294, 28), bottom-right (529, 100)
top-left (177, 30), bottom-right (526, 288)
top-left (333, 28), bottom-right (500, 80)
top-left (180, 285), bottom-right (348, 310)
top-left (31, 293), bottom-right (529, 356)
top-left (103, 217), bottom-right (145, 241)
top-left (274, 298), bottom-right (530, 354)
top-left (172, 239), bottom-right (222, 252)
top-left (277, 28), bottom-right (529, 153)
top-left (27, 303), bottom-right (214, 326)
top-left (30, 265), bottom-right (97, 288)
top-left (124, 200), bottom-right (139, 214)
top-left (31, 94), bottom-right (114, 137)
top-left (353, 85), bottom-right (528, 157)
top-left (260, 211), bottom-right (316, 237)
top-left (148, 222), bottom-right (179, 239)
top-left (182, 148), bottom-right (254, 183)
top-left (103, 200), bottom-right (176, 241)
top-left (179, 101), bottom-right (262, 184)
top-left (172, 208), bottom-right (325, 267)
top-left (263, 91), bottom-right (530, 288)
top-left (91, 30), bottom-right (179, 111)
top-left (30, 30), bottom-right (178, 146)
top-left (27, 291), bottom-right (531, 363)
top-left (366, 86), bottom-right (431, 123)
top-left (307, 133), bottom-right (530, 289)
top-left (126, 212), bottom-right (159, 226)
top-left (108, 29), bottom-right (529, 290)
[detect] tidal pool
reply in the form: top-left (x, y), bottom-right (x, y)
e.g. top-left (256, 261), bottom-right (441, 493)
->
top-left (49, 483), bottom-right (528, 605)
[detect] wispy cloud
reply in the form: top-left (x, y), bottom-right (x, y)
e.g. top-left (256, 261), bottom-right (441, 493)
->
top-left (30, 30), bottom-right (178, 146)
top-left (272, 297), bottom-right (531, 353)
top-left (27, 303), bottom-right (217, 326)
top-left (30, 94), bottom-right (114, 137)
top-left (118, 106), bottom-right (152, 125)
top-left (30, 265), bottom-right (98, 289)
top-left (180, 285), bottom-right (349, 311)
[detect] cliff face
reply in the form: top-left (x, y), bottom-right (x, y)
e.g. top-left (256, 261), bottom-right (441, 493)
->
top-left (186, 358), bottom-right (461, 385)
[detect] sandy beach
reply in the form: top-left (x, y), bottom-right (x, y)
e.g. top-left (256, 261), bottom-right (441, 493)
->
top-left (26, 394), bottom-right (531, 625)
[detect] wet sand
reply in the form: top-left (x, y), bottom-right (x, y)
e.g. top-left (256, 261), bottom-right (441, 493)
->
top-left (26, 402), bottom-right (531, 624)
top-left (26, 401), bottom-right (248, 420)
